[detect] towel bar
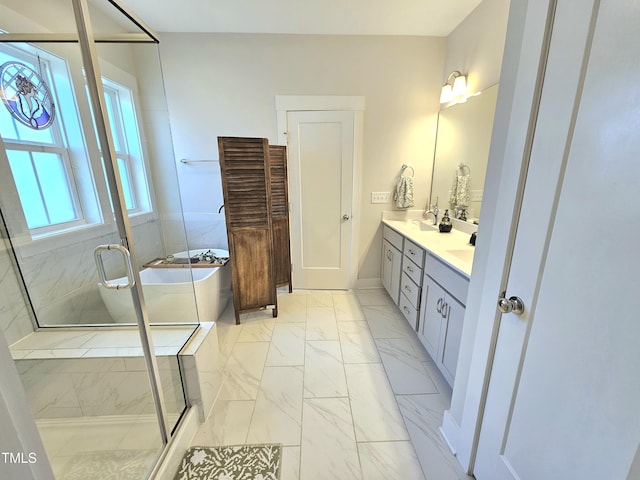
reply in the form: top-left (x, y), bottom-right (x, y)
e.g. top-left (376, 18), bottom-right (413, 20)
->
top-left (401, 164), bottom-right (414, 177)
top-left (456, 163), bottom-right (470, 176)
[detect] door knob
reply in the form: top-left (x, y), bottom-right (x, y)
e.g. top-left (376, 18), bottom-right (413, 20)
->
top-left (497, 294), bottom-right (525, 315)
top-left (343, 214), bottom-right (350, 220)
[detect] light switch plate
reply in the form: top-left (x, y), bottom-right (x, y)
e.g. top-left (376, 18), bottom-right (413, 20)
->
top-left (471, 190), bottom-right (483, 202)
top-left (371, 192), bottom-right (391, 203)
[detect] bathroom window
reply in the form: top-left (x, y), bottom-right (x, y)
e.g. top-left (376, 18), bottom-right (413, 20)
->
top-left (1, 42), bottom-right (155, 252)
top-left (5, 148), bottom-right (80, 230)
top-left (0, 44), bottom-right (100, 236)
top-left (96, 79), bottom-right (152, 216)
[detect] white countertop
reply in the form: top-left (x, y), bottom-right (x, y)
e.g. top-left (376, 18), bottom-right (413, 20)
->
top-left (382, 218), bottom-right (476, 278)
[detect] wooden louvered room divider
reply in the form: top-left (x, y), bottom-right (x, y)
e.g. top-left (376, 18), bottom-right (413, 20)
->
top-left (268, 145), bottom-right (293, 293)
top-left (218, 137), bottom-right (278, 324)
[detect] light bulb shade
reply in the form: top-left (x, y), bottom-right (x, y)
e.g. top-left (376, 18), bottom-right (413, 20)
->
top-left (440, 84), bottom-right (453, 104)
top-left (452, 74), bottom-right (467, 96)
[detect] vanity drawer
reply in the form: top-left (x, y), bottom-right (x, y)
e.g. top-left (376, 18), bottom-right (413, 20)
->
top-left (400, 273), bottom-right (421, 308)
top-left (425, 254), bottom-right (470, 305)
top-left (398, 292), bottom-right (419, 331)
top-left (403, 239), bottom-right (425, 268)
top-left (383, 225), bottom-right (404, 252)
top-left (402, 256), bottom-right (422, 285)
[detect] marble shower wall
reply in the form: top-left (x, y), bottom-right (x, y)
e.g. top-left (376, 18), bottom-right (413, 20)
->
top-left (183, 213), bottom-right (229, 252)
top-left (15, 353), bottom-right (185, 419)
top-left (0, 239), bottom-right (34, 346)
top-left (173, 160), bottom-right (229, 252)
top-left (180, 322), bottom-right (223, 422)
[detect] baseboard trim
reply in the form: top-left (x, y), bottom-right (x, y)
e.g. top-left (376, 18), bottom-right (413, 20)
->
top-left (352, 278), bottom-right (383, 289)
top-left (441, 409), bottom-right (461, 455)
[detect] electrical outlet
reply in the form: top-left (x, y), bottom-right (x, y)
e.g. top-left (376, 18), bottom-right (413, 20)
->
top-left (471, 190), bottom-right (483, 202)
top-left (371, 192), bottom-right (391, 203)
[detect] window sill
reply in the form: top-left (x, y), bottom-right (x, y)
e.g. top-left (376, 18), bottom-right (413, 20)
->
top-left (15, 211), bottom-right (159, 259)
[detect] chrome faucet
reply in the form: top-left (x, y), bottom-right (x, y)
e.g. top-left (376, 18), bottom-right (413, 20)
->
top-left (423, 197), bottom-right (439, 225)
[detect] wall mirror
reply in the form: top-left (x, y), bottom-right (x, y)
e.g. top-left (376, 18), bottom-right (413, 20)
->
top-left (429, 83), bottom-right (499, 225)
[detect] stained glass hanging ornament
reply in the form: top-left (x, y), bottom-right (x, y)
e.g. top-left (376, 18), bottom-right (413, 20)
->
top-left (0, 60), bottom-right (56, 130)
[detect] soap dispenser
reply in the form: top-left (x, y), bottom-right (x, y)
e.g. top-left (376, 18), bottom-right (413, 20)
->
top-left (439, 209), bottom-right (453, 233)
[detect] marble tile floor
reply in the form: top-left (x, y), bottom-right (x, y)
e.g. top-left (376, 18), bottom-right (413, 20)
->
top-left (191, 288), bottom-right (473, 480)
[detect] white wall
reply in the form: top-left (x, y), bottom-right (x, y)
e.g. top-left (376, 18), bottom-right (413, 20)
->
top-left (158, 33), bottom-right (445, 283)
top-left (442, 0), bottom-right (511, 93)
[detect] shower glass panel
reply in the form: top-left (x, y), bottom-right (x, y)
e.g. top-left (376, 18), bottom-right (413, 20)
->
top-left (0, 0), bottom-right (198, 477)
top-left (86, 0), bottom-right (198, 428)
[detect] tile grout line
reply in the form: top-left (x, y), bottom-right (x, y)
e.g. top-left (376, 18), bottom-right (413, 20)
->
top-left (297, 293), bottom-right (308, 480)
top-left (362, 290), bottom-right (430, 480)
top-left (334, 291), bottom-right (366, 480)
top-left (210, 289), bottom-right (454, 479)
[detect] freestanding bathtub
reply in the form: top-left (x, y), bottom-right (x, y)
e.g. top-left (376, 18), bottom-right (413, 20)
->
top-left (99, 249), bottom-right (231, 324)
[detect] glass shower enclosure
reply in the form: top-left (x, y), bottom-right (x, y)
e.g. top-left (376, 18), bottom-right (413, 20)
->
top-left (0, 0), bottom-right (199, 477)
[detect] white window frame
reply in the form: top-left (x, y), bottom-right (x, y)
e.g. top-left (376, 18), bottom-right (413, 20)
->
top-left (0, 43), bottom-right (108, 249)
top-left (0, 43), bottom-right (157, 258)
top-left (3, 143), bottom-right (85, 235)
top-left (99, 77), bottom-right (154, 218)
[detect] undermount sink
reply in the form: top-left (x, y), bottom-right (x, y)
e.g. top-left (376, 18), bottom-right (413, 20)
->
top-left (447, 249), bottom-right (475, 263)
top-left (418, 222), bottom-right (438, 232)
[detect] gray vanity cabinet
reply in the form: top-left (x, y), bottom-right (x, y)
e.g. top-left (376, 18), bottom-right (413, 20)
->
top-left (381, 222), bottom-right (470, 387)
top-left (381, 226), bottom-right (403, 304)
top-left (440, 295), bottom-right (465, 382)
top-left (420, 276), bottom-right (447, 358)
top-left (398, 239), bottom-right (425, 330)
top-left (418, 253), bottom-right (469, 387)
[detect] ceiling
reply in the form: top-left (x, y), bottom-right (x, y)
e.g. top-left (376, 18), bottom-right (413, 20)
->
top-left (120, 0), bottom-right (483, 37)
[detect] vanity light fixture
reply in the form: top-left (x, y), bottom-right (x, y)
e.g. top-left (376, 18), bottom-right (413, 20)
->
top-left (439, 70), bottom-right (468, 104)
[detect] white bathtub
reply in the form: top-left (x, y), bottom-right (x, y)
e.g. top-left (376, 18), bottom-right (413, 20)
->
top-left (99, 249), bottom-right (231, 324)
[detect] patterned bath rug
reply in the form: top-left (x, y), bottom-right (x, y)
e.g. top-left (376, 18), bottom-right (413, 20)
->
top-left (174, 444), bottom-right (281, 480)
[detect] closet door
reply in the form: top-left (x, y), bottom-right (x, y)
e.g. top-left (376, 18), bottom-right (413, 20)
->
top-left (473, 1), bottom-right (640, 478)
top-left (218, 137), bottom-right (277, 324)
top-left (269, 145), bottom-right (293, 292)
top-left (286, 110), bottom-right (354, 289)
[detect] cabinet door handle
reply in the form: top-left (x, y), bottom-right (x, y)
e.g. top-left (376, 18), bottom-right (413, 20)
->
top-left (436, 298), bottom-right (443, 313)
top-left (403, 306), bottom-right (411, 314)
top-left (408, 249), bottom-right (415, 256)
top-left (387, 250), bottom-right (393, 260)
top-left (406, 265), bottom-right (414, 273)
top-left (441, 302), bottom-right (449, 319)
top-left (404, 285), bottom-right (412, 293)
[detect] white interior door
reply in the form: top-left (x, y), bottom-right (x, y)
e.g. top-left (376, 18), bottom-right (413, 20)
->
top-left (474, 1), bottom-right (640, 479)
top-left (286, 110), bottom-right (354, 289)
